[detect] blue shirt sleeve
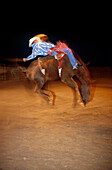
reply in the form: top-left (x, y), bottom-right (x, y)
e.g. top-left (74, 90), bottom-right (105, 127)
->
top-left (25, 42), bottom-right (55, 61)
top-left (25, 52), bottom-right (37, 61)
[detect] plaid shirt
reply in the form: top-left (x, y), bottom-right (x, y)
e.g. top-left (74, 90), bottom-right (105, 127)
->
top-left (26, 41), bottom-right (55, 61)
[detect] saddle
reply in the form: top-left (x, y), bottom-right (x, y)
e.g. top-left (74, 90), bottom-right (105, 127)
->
top-left (54, 53), bottom-right (66, 68)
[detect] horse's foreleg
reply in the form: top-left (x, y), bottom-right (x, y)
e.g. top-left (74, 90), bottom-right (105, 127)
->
top-left (71, 78), bottom-right (84, 106)
top-left (61, 77), bottom-right (83, 106)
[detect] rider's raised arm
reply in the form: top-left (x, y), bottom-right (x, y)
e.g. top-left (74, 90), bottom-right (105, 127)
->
top-left (25, 42), bottom-right (44, 61)
top-left (25, 52), bottom-right (37, 61)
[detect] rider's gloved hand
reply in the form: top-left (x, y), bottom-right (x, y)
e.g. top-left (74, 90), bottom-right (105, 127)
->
top-left (23, 58), bottom-right (26, 62)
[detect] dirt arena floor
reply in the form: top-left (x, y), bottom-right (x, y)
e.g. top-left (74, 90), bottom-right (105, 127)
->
top-left (0, 67), bottom-right (112, 170)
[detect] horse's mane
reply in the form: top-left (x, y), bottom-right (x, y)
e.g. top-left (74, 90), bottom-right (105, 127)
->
top-left (72, 50), bottom-right (85, 66)
top-left (72, 50), bottom-right (91, 78)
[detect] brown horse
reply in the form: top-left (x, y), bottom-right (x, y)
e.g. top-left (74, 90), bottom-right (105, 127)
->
top-left (25, 53), bottom-right (92, 105)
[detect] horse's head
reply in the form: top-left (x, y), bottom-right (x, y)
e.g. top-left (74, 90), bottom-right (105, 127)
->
top-left (80, 83), bottom-right (91, 104)
top-left (74, 63), bottom-right (92, 105)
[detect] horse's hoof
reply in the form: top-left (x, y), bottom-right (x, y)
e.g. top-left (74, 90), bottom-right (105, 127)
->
top-left (48, 94), bottom-right (56, 105)
top-left (77, 101), bottom-right (84, 107)
top-left (79, 102), bottom-right (84, 107)
top-left (48, 100), bottom-right (53, 105)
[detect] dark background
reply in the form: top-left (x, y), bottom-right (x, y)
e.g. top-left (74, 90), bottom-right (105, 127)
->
top-left (0, 3), bottom-right (111, 66)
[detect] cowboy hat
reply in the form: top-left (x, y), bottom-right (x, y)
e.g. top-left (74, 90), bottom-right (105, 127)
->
top-left (29, 34), bottom-right (48, 47)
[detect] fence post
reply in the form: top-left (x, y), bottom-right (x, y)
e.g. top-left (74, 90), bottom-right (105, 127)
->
top-left (0, 64), bottom-right (6, 80)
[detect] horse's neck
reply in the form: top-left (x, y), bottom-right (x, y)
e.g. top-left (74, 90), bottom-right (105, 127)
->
top-left (80, 69), bottom-right (91, 85)
top-left (75, 59), bottom-right (91, 85)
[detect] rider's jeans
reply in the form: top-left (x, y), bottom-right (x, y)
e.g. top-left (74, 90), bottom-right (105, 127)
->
top-left (63, 48), bottom-right (77, 67)
top-left (51, 48), bottom-right (78, 67)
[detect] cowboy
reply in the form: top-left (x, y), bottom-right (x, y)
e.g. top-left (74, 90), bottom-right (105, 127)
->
top-left (23, 34), bottom-right (79, 69)
top-left (23, 34), bottom-right (55, 62)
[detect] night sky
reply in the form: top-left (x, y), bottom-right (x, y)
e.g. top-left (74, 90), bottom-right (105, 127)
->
top-left (0, 3), bottom-right (111, 66)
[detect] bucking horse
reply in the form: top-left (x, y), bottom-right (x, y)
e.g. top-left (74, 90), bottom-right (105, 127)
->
top-left (23, 51), bottom-right (92, 106)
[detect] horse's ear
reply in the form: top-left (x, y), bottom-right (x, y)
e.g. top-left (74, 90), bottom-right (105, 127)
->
top-left (85, 61), bottom-right (90, 66)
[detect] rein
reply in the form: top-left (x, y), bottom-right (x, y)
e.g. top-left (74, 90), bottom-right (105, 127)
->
top-left (58, 54), bottom-right (66, 67)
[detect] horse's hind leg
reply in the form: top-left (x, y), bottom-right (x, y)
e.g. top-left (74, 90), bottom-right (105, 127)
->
top-left (40, 89), bottom-right (56, 105)
top-left (35, 88), bottom-right (50, 103)
top-left (34, 79), bottom-right (56, 105)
